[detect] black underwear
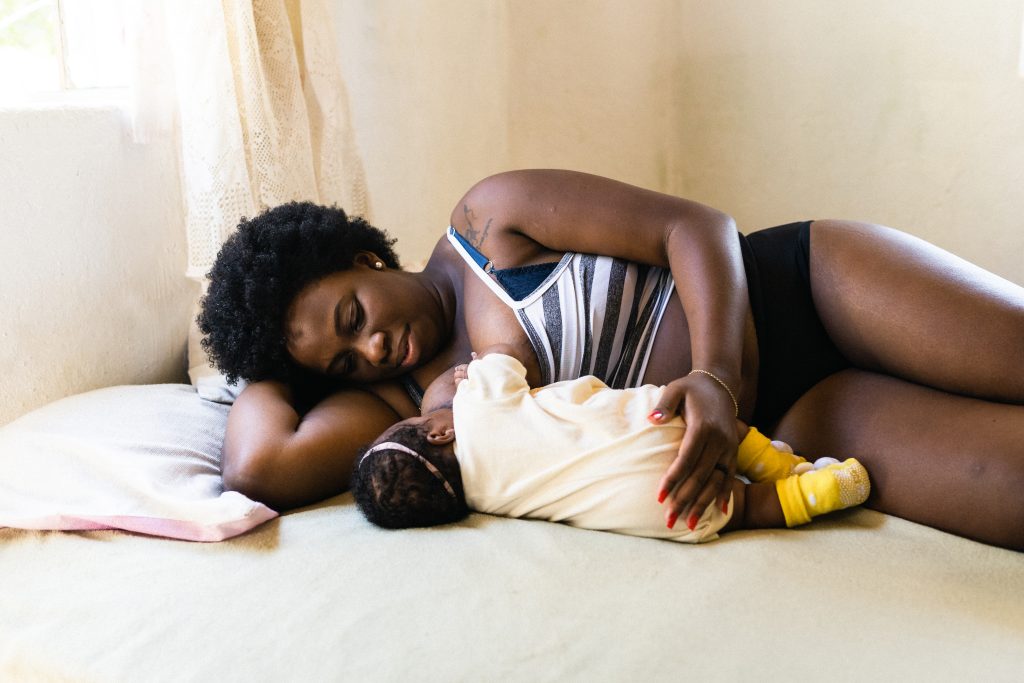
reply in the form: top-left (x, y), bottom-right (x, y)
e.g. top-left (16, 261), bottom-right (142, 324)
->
top-left (740, 221), bottom-right (851, 429)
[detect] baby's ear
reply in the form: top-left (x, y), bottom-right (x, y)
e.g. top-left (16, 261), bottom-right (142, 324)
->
top-left (426, 425), bottom-right (455, 445)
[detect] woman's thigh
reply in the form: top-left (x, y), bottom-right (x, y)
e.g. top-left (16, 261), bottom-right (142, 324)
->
top-left (809, 220), bottom-right (1024, 403)
top-left (773, 369), bottom-right (1024, 550)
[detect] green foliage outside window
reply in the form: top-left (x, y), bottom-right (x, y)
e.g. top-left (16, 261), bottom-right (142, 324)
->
top-left (0, 0), bottom-right (58, 53)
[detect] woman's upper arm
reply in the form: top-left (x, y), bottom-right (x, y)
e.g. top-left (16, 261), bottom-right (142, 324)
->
top-left (453, 169), bottom-right (747, 387)
top-left (223, 381), bottom-right (400, 510)
top-left (449, 169), bottom-right (735, 265)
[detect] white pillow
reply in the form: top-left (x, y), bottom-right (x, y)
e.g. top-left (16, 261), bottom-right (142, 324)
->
top-left (0, 384), bottom-right (276, 541)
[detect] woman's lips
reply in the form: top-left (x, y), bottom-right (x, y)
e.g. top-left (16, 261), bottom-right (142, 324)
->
top-left (399, 325), bottom-right (415, 368)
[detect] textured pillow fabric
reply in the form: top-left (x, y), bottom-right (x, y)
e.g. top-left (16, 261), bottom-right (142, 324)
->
top-left (0, 384), bottom-right (276, 541)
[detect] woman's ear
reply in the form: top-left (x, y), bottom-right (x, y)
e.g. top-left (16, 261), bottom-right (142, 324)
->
top-left (353, 251), bottom-right (384, 269)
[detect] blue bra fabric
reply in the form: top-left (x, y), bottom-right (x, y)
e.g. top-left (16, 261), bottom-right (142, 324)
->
top-left (493, 263), bottom-right (560, 301)
top-left (447, 226), bottom-right (558, 300)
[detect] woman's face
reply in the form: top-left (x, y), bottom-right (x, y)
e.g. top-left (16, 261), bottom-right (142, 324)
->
top-left (284, 253), bottom-right (446, 383)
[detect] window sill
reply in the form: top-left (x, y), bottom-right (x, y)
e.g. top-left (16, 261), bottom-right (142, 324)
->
top-left (0, 88), bottom-right (130, 113)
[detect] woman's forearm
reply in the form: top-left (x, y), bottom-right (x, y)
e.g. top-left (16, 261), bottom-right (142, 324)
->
top-left (222, 380), bottom-right (400, 510)
top-left (221, 380), bottom-right (299, 499)
top-left (664, 211), bottom-right (747, 389)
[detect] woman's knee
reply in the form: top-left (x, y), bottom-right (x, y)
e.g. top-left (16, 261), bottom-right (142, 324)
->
top-left (974, 450), bottom-right (1024, 550)
top-left (772, 369), bottom-right (1024, 550)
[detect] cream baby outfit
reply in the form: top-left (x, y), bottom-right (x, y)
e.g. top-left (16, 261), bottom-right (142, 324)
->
top-left (453, 353), bottom-right (731, 542)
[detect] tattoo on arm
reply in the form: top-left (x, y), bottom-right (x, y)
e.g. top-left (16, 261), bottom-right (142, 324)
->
top-left (463, 204), bottom-right (492, 249)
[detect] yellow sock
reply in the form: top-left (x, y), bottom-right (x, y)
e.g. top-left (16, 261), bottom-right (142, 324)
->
top-left (737, 427), bottom-right (809, 483)
top-left (775, 458), bottom-right (871, 528)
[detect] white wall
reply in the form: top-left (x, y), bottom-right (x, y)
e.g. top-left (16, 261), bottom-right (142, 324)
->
top-left (673, 0), bottom-right (1024, 285)
top-left (0, 104), bottom-right (197, 425)
top-left (333, 0), bottom-right (511, 264)
top-left (334, 0), bottom-right (1024, 285)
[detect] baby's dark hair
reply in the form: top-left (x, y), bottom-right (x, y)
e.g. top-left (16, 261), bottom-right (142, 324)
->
top-left (350, 424), bottom-right (469, 529)
top-left (197, 201), bottom-right (401, 384)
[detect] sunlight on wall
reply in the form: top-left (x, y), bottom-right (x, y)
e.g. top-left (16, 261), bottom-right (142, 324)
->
top-left (0, 106), bottom-right (196, 425)
top-left (334, 0), bottom-right (1024, 285)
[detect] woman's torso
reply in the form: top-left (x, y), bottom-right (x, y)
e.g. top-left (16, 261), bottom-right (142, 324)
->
top-left (446, 226), bottom-right (678, 388)
top-left (370, 225), bottom-right (759, 420)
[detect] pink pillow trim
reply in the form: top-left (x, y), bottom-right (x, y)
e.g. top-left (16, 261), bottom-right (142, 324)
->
top-left (0, 507), bottom-right (279, 542)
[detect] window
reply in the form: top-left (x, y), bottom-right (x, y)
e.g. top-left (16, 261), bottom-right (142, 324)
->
top-left (0, 0), bottom-right (128, 101)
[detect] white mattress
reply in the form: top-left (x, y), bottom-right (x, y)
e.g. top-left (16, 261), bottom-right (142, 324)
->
top-left (2, 498), bottom-right (1023, 681)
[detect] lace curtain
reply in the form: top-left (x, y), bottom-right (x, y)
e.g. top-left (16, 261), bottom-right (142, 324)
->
top-left (131, 0), bottom-right (370, 279)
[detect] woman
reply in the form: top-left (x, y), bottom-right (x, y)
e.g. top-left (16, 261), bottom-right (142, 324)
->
top-left (199, 169), bottom-right (1024, 550)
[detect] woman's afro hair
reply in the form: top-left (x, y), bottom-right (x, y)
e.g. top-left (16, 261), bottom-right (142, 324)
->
top-left (197, 202), bottom-right (400, 384)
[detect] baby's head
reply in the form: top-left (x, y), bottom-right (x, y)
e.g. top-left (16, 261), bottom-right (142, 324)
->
top-left (350, 408), bottom-right (468, 529)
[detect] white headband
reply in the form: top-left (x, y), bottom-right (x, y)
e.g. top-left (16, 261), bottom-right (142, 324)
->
top-left (358, 441), bottom-right (457, 499)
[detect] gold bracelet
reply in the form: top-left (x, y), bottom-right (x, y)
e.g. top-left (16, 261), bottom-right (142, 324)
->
top-left (688, 369), bottom-right (739, 417)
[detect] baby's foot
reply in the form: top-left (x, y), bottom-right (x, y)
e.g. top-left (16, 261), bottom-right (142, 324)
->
top-left (823, 458), bottom-right (871, 509)
top-left (775, 458), bottom-right (871, 527)
top-left (737, 428), bottom-right (810, 482)
top-left (771, 439), bottom-right (793, 454)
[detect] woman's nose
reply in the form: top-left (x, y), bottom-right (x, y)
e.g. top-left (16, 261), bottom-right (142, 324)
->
top-left (357, 330), bottom-right (388, 366)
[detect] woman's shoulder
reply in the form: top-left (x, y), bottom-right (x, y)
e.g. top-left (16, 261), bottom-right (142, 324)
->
top-left (448, 169), bottom-right (571, 227)
top-left (448, 172), bottom-right (568, 267)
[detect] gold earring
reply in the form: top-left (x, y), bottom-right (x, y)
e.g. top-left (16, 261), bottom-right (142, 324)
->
top-left (374, 261), bottom-right (384, 270)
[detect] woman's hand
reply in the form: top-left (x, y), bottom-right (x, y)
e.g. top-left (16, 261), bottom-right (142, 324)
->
top-left (651, 372), bottom-right (740, 530)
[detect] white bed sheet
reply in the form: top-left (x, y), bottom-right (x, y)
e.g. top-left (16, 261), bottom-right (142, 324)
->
top-left (2, 498), bottom-right (1023, 682)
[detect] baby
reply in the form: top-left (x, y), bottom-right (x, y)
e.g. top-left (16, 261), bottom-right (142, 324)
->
top-left (350, 352), bottom-right (870, 542)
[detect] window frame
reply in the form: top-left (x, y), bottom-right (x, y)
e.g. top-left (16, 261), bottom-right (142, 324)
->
top-left (0, 0), bottom-right (129, 105)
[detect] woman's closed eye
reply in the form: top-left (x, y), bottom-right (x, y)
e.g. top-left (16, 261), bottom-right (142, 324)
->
top-left (343, 301), bottom-right (365, 374)
top-left (327, 348), bottom-right (354, 376)
top-left (327, 297), bottom-right (364, 375)
top-left (340, 352), bottom-right (355, 376)
top-left (350, 299), bottom-right (364, 332)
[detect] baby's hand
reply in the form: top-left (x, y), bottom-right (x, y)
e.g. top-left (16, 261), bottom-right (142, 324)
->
top-left (453, 351), bottom-right (483, 385)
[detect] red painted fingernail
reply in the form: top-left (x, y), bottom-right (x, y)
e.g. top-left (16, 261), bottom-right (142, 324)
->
top-left (657, 489), bottom-right (667, 504)
top-left (722, 499), bottom-right (729, 514)
top-left (666, 513), bottom-right (678, 529)
top-left (648, 410), bottom-right (664, 422)
top-left (686, 513), bottom-right (699, 531)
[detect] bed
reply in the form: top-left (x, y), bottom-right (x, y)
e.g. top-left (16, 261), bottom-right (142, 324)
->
top-left (1, 383), bottom-right (1023, 682)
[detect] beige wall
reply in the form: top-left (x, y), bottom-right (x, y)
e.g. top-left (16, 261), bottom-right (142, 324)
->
top-left (332, 0), bottom-right (511, 264)
top-left (0, 105), bottom-right (197, 425)
top-left (334, 0), bottom-right (1024, 284)
top-left (674, 0), bottom-right (1024, 285)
